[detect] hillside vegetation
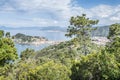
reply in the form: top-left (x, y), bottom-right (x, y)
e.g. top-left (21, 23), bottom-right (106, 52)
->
top-left (0, 14), bottom-right (120, 80)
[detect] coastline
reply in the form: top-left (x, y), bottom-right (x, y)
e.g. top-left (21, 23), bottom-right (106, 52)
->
top-left (14, 40), bottom-right (64, 45)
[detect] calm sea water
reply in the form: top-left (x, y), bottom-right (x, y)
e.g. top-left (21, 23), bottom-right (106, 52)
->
top-left (5, 30), bottom-right (69, 55)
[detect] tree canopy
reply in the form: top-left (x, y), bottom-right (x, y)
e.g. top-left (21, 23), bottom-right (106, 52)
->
top-left (108, 23), bottom-right (120, 39)
top-left (0, 30), bottom-right (18, 66)
top-left (65, 14), bottom-right (99, 55)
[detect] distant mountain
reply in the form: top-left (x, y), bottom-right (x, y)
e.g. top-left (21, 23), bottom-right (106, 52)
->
top-left (40, 26), bottom-right (67, 32)
top-left (0, 26), bottom-right (13, 30)
top-left (92, 26), bottom-right (109, 37)
top-left (0, 25), bottom-right (110, 37)
top-left (0, 26), bottom-right (67, 32)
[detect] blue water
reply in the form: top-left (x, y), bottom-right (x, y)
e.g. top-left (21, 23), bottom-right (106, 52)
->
top-left (15, 43), bottom-right (50, 56)
top-left (5, 30), bottom-right (67, 41)
top-left (4, 30), bottom-right (69, 55)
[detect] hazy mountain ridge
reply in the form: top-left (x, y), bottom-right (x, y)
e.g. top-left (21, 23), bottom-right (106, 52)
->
top-left (0, 26), bottom-right (67, 32)
top-left (0, 26), bottom-right (110, 37)
top-left (92, 26), bottom-right (109, 37)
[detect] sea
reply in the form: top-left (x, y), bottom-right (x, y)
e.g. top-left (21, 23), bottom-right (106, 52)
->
top-left (4, 30), bottom-right (69, 56)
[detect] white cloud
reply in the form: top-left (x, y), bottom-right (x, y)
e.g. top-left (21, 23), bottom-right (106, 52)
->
top-left (0, 0), bottom-right (120, 27)
top-left (89, 5), bottom-right (113, 18)
top-left (110, 17), bottom-right (120, 21)
top-left (84, 5), bottom-right (120, 25)
top-left (3, 0), bottom-right (73, 27)
top-left (11, 0), bottom-right (71, 11)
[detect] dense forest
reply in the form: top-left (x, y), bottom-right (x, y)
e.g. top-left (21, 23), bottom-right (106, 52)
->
top-left (0, 14), bottom-right (120, 80)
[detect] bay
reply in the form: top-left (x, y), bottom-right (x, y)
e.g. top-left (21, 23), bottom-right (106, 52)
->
top-left (4, 30), bottom-right (69, 55)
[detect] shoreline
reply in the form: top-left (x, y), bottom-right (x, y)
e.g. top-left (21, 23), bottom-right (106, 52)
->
top-left (14, 37), bottom-right (110, 46)
top-left (14, 40), bottom-right (64, 45)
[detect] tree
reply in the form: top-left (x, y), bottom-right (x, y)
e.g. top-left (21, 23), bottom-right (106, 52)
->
top-left (0, 30), bottom-right (4, 38)
top-left (20, 48), bottom-right (35, 60)
top-left (5, 32), bottom-right (10, 38)
top-left (108, 23), bottom-right (120, 39)
top-left (70, 50), bottom-right (120, 80)
top-left (65, 14), bottom-right (99, 55)
top-left (3, 60), bottom-right (71, 80)
top-left (0, 31), bottom-right (18, 66)
top-left (106, 23), bottom-right (120, 63)
top-left (29, 61), bottom-right (71, 80)
top-left (106, 37), bottom-right (120, 64)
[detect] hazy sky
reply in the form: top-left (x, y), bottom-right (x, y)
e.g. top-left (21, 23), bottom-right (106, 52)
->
top-left (0, 0), bottom-right (120, 27)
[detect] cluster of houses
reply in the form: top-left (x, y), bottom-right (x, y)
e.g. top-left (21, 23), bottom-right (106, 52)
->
top-left (92, 37), bottom-right (110, 45)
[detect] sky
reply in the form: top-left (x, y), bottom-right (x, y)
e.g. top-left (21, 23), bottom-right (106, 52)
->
top-left (0, 0), bottom-right (120, 27)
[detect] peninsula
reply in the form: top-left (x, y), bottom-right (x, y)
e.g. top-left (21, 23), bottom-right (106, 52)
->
top-left (13, 33), bottom-right (48, 45)
top-left (13, 33), bottom-right (63, 45)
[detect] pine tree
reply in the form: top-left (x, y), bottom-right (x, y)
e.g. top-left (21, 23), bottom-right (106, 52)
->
top-left (65, 14), bottom-right (99, 55)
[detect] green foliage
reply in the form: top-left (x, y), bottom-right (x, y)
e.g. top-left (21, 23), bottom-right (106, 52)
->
top-left (0, 59), bottom-right (38, 80)
top-left (2, 60), bottom-right (71, 80)
top-left (106, 37), bottom-right (120, 54)
top-left (35, 41), bottom-right (78, 67)
top-left (65, 14), bottom-right (99, 55)
top-left (0, 30), bottom-right (18, 66)
top-left (106, 23), bottom-right (120, 63)
top-left (108, 23), bottom-right (120, 39)
top-left (14, 33), bottom-right (33, 42)
top-left (110, 37), bottom-right (120, 63)
top-left (34, 40), bottom-right (100, 69)
top-left (29, 61), bottom-right (71, 80)
top-left (71, 50), bottom-right (120, 80)
top-left (0, 30), bottom-right (4, 38)
top-left (0, 64), bottom-right (12, 79)
top-left (20, 48), bottom-right (35, 60)
top-left (5, 32), bottom-right (11, 38)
